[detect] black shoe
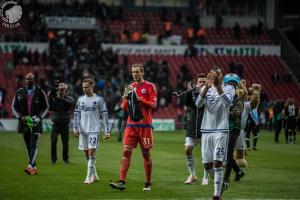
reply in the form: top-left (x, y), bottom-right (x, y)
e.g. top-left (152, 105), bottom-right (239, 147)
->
top-left (221, 182), bottom-right (228, 195)
top-left (64, 160), bottom-right (69, 164)
top-left (143, 182), bottom-right (151, 191)
top-left (224, 178), bottom-right (230, 184)
top-left (51, 160), bottom-right (56, 164)
top-left (234, 171), bottom-right (245, 181)
top-left (109, 180), bottom-right (126, 191)
top-left (213, 195), bottom-right (221, 200)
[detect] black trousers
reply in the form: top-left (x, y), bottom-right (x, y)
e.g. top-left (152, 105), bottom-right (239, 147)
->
top-left (51, 122), bottom-right (69, 162)
top-left (274, 120), bottom-right (283, 143)
top-left (224, 129), bottom-right (241, 180)
top-left (23, 130), bottom-right (40, 167)
top-left (245, 118), bottom-right (259, 148)
top-left (116, 118), bottom-right (125, 142)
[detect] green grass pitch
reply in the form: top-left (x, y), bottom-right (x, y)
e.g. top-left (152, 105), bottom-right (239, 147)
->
top-left (0, 130), bottom-right (300, 200)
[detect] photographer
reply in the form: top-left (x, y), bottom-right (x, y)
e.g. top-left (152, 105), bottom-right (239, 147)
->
top-left (48, 82), bottom-right (74, 164)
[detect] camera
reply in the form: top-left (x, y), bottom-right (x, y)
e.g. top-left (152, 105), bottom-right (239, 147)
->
top-left (49, 80), bottom-right (60, 97)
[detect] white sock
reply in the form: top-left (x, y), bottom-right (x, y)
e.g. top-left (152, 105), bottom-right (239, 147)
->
top-left (203, 168), bottom-right (208, 179)
top-left (214, 167), bottom-right (224, 197)
top-left (87, 156), bottom-right (95, 178)
top-left (207, 168), bottom-right (214, 179)
top-left (94, 160), bottom-right (98, 177)
top-left (186, 155), bottom-right (195, 176)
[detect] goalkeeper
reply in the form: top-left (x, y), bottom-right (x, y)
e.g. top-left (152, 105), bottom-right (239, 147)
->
top-left (12, 73), bottom-right (49, 175)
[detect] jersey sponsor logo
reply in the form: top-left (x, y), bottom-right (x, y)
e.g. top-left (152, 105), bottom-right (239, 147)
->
top-left (81, 104), bottom-right (96, 112)
top-left (206, 94), bottom-right (217, 104)
top-left (141, 88), bottom-right (147, 94)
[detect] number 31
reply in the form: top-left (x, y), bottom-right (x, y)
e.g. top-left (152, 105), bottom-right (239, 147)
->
top-left (142, 138), bottom-right (150, 145)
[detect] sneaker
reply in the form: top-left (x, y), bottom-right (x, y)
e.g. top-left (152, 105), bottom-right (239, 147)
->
top-left (202, 177), bottom-right (209, 185)
top-left (63, 160), bottom-right (69, 164)
top-left (142, 182), bottom-right (151, 191)
top-left (24, 166), bottom-right (37, 175)
top-left (91, 174), bottom-right (99, 182)
top-left (224, 178), bottom-right (230, 184)
top-left (234, 171), bottom-right (245, 181)
top-left (30, 167), bottom-right (38, 175)
top-left (24, 166), bottom-right (32, 175)
top-left (184, 175), bottom-right (197, 184)
top-left (109, 181), bottom-right (126, 191)
top-left (84, 177), bottom-right (93, 184)
top-left (212, 196), bottom-right (221, 200)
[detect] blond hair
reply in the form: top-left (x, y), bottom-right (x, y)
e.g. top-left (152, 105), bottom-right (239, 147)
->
top-left (131, 63), bottom-right (144, 72)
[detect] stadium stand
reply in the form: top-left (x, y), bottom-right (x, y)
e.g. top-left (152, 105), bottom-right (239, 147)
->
top-left (1, 53), bottom-right (299, 122)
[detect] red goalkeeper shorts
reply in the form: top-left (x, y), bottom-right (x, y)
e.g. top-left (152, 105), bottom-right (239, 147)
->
top-left (123, 127), bottom-right (153, 149)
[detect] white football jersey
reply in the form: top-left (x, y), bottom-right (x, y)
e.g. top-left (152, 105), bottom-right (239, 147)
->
top-left (196, 84), bottom-right (235, 133)
top-left (73, 94), bottom-right (110, 135)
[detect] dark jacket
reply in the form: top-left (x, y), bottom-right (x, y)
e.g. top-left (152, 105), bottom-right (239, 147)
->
top-left (229, 96), bottom-right (243, 132)
top-left (12, 87), bottom-right (49, 133)
top-left (49, 95), bottom-right (74, 123)
top-left (185, 89), bottom-right (204, 139)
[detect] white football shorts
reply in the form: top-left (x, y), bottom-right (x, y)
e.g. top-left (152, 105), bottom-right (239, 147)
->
top-left (185, 136), bottom-right (201, 147)
top-left (78, 134), bottom-right (99, 150)
top-left (201, 132), bottom-right (229, 163)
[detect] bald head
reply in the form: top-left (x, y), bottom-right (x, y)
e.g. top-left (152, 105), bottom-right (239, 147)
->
top-left (25, 73), bottom-right (35, 88)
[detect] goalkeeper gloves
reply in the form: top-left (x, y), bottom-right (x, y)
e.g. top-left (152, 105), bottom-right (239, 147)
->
top-left (24, 116), bottom-right (41, 133)
top-left (32, 116), bottom-right (41, 126)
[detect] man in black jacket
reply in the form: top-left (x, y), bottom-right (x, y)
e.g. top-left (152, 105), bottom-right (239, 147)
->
top-left (48, 82), bottom-right (74, 164)
top-left (184, 73), bottom-right (206, 185)
top-left (11, 73), bottom-right (49, 175)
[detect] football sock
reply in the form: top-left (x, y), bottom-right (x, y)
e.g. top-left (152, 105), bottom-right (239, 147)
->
top-left (119, 150), bottom-right (132, 181)
top-left (94, 161), bottom-right (98, 177)
top-left (186, 155), bottom-right (195, 176)
top-left (142, 150), bottom-right (152, 183)
top-left (214, 167), bottom-right (224, 197)
top-left (207, 168), bottom-right (215, 178)
top-left (87, 156), bottom-right (95, 178)
top-left (203, 168), bottom-right (208, 179)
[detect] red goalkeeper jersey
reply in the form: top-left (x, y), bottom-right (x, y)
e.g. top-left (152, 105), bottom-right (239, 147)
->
top-left (122, 80), bottom-right (157, 127)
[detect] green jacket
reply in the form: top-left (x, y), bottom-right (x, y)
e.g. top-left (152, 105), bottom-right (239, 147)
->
top-left (185, 90), bottom-right (204, 139)
top-left (229, 96), bottom-right (244, 132)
